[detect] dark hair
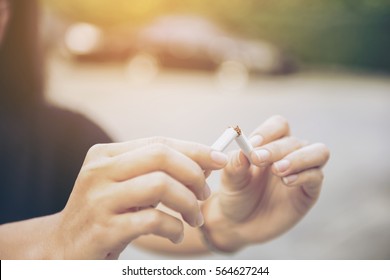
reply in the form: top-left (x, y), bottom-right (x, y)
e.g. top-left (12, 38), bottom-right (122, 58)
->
top-left (0, 0), bottom-right (44, 111)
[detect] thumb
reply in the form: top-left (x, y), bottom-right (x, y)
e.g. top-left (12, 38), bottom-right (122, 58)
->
top-left (218, 150), bottom-right (256, 222)
top-left (220, 150), bottom-right (252, 192)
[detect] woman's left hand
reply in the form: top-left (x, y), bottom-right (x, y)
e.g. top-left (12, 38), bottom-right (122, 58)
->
top-left (201, 115), bottom-right (330, 252)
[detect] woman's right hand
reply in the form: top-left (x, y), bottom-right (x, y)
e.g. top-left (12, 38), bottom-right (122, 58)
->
top-left (52, 137), bottom-right (228, 259)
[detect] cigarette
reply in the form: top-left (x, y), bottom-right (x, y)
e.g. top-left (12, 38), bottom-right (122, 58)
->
top-left (233, 126), bottom-right (254, 163)
top-left (211, 127), bottom-right (238, 152)
top-left (211, 126), bottom-right (254, 163)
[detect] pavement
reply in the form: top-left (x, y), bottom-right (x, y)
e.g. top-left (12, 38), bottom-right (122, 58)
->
top-left (46, 53), bottom-right (390, 259)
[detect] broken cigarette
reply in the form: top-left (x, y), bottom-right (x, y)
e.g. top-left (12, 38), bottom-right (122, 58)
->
top-left (211, 126), bottom-right (254, 163)
top-left (234, 126), bottom-right (254, 162)
top-left (211, 126), bottom-right (238, 152)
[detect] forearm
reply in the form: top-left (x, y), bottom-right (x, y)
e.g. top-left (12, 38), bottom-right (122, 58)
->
top-left (0, 214), bottom-right (60, 259)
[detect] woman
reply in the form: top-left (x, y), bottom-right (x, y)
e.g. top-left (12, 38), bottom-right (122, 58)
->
top-left (0, 0), bottom-right (112, 223)
top-left (0, 0), bottom-right (329, 259)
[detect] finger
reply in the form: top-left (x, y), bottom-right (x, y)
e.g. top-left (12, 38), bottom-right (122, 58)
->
top-left (115, 208), bottom-right (185, 245)
top-left (272, 143), bottom-right (330, 177)
top-left (221, 150), bottom-right (252, 191)
top-left (106, 172), bottom-right (204, 227)
top-left (220, 151), bottom-right (264, 222)
top-left (282, 168), bottom-right (324, 203)
top-left (249, 115), bottom-right (291, 146)
top-left (100, 144), bottom-right (211, 200)
top-left (251, 136), bottom-right (305, 166)
top-left (86, 137), bottom-right (228, 170)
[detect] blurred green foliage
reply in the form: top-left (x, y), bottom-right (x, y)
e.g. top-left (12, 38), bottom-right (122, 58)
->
top-left (43, 0), bottom-right (390, 71)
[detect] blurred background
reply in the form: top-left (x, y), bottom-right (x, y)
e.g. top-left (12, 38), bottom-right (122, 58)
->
top-left (41, 0), bottom-right (389, 259)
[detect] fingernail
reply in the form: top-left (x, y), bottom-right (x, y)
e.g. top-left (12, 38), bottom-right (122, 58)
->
top-left (254, 149), bottom-right (271, 163)
top-left (283, 174), bottom-right (298, 185)
top-left (275, 159), bottom-right (290, 173)
top-left (203, 183), bottom-right (211, 200)
top-left (211, 151), bottom-right (228, 166)
top-left (250, 135), bottom-right (263, 147)
top-left (196, 212), bottom-right (204, 227)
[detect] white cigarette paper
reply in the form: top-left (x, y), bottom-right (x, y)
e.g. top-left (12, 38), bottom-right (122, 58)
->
top-left (211, 127), bottom-right (238, 152)
top-left (211, 126), bottom-right (254, 163)
top-left (235, 131), bottom-right (254, 163)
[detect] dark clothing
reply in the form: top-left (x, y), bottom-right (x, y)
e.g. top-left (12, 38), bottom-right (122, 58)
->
top-left (0, 105), bottom-right (112, 224)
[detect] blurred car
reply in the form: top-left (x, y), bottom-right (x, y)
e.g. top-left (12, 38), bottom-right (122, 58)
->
top-left (62, 15), bottom-right (295, 75)
top-left (62, 22), bottom-right (135, 62)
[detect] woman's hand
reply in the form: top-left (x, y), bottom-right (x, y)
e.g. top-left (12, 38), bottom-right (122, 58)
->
top-left (202, 116), bottom-right (330, 252)
top-left (53, 137), bottom-right (228, 259)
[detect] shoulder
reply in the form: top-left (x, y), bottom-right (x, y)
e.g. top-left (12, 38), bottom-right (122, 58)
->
top-left (39, 105), bottom-right (113, 144)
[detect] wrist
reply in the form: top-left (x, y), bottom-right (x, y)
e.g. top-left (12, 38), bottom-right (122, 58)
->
top-left (32, 213), bottom-right (64, 259)
top-left (0, 213), bottom-right (64, 259)
top-left (200, 194), bottom-right (246, 253)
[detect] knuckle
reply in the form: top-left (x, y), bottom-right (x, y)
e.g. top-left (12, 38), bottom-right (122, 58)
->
top-left (181, 205), bottom-right (198, 225)
top-left (174, 223), bottom-right (184, 239)
top-left (188, 197), bottom-right (200, 214)
top-left (187, 169), bottom-right (204, 191)
top-left (77, 164), bottom-right (100, 187)
top-left (273, 115), bottom-right (289, 130)
top-left (180, 189), bottom-right (199, 212)
top-left (78, 156), bottom-right (113, 188)
top-left (267, 142), bottom-right (281, 158)
top-left (142, 210), bottom-right (162, 231)
top-left (316, 169), bottom-right (324, 182)
top-left (316, 143), bottom-right (330, 163)
top-left (188, 164), bottom-right (203, 179)
top-left (84, 143), bottom-right (111, 165)
top-left (78, 209), bottom-right (114, 243)
top-left (147, 143), bottom-right (171, 165)
top-left (87, 143), bottom-right (107, 158)
top-left (189, 142), bottom-right (207, 155)
top-left (306, 169), bottom-right (324, 189)
top-left (151, 171), bottom-right (170, 192)
top-left (82, 157), bottom-right (109, 175)
top-left (147, 136), bottom-right (169, 146)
